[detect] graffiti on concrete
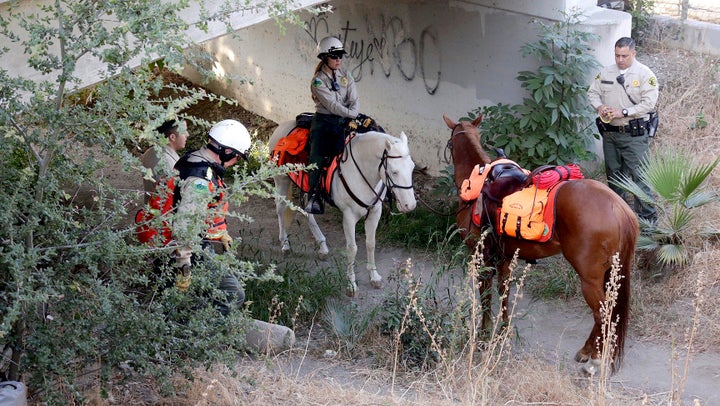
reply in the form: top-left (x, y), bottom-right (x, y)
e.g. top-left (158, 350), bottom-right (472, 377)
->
top-left (305, 15), bottom-right (441, 95)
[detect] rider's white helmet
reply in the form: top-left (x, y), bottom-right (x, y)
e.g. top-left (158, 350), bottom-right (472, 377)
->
top-left (208, 119), bottom-right (251, 154)
top-left (316, 36), bottom-right (346, 59)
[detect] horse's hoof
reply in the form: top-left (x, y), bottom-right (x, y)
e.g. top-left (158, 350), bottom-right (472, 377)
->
top-left (345, 283), bottom-right (359, 298)
top-left (317, 242), bottom-right (329, 259)
top-left (579, 358), bottom-right (601, 376)
top-left (281, 242), bottom-right (291, 254)
top-left (370, 279), bottom-right (382, 289)
top-left (574, 350), bottom-right (590, 363)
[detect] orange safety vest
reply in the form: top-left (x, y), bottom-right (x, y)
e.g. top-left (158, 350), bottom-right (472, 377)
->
top-left (135, 157), bottom-right (230, 245)
top-left (203, 176), bottom-right (228, 240)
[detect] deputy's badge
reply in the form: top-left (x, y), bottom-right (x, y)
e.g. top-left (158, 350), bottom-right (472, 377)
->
top-left (648, 76), bottom-right (657, 87)
top-left (340, 77), bottom-right (349, 87)
top-left (632, 79), bottom-right (640, 87)
top-left (312, 78), bottom-right (323, 88)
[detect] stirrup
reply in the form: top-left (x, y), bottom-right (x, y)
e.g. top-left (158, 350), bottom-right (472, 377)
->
top-left (305, 193), bottom-right (324, 214)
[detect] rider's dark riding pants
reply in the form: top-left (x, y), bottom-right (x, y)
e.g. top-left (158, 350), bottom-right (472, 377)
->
top-left (308, 113), bottom-right (347, 192)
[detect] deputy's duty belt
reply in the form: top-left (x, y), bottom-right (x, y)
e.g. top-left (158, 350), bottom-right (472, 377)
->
top-left (603, 121), bottom-right (646, 133)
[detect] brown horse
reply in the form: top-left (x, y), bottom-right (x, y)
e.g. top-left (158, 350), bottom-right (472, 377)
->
top-left (443, 114), bottom-right (638, 373)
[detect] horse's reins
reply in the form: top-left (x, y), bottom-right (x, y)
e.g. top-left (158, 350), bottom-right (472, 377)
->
top-left (418, 124), bottom-right (473, 218)
top-left (336, 134), bottom-right (413, 213)
top-left (449, 123), bottom-right (508, 258)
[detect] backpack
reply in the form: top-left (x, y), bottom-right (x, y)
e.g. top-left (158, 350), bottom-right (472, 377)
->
top-left (134, 155), bottom-right (219, 246)
top-left (135, 176), bottom-right (179, 246)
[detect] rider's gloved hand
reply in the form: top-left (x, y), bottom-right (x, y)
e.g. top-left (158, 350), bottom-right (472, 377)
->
top-left (356, 114), bottom-right (372, 128)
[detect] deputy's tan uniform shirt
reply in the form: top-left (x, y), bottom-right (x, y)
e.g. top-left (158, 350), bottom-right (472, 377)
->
top-left (173, 147), bottom-right (226, 267)
top-left (587, 59), bottom-right (658, 126)
top-left (311, 66), bottom-right (359, 118)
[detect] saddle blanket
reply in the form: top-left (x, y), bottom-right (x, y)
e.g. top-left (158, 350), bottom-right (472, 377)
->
top-left (270, 126), bottom-right (335, 194)
top-left (472, 183), bottom-right (564, 242)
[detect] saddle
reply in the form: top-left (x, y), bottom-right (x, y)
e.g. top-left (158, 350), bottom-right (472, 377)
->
top-left (270, 126), bottom-right (336, 195)
top-left (468, 163), bottom-right (584, 242)
top-left (270, 113), bottom-right (380, 197)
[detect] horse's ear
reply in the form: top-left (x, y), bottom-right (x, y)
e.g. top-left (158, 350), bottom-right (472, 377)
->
top-left (399, 131), bottom-right (408, 144)
top-left (443, 114), bottom-right (456, 129)
top-left (472, 114), bottom-right (483, 127)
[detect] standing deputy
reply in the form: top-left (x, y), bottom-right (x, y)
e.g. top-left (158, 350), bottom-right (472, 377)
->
top-left (588, 36), bottom-right (658, 222)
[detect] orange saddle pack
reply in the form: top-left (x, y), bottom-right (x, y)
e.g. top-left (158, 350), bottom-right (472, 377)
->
top-left (271, 126), bottom-right (311, 192)
top-left (496, 185), bottom-right (554, 242)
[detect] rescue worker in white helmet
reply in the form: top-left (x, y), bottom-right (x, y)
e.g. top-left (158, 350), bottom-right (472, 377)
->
top-left (305, 36), bottom-right (360, 214)
top-left (172, 119), bottom-right (251, 315)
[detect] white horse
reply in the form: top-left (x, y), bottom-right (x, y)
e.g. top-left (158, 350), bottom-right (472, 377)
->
top-left (269, 120), bottom-right (417, 296)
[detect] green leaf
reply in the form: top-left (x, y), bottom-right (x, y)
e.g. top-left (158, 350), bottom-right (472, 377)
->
top-left (657, 243), bottom-right (689, 267)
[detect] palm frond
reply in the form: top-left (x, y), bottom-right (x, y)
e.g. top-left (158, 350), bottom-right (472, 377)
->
top-left (680, 155), bottom-right (720, 199)
top-left (636, 235), bottom-right (659, 250)
top-left (656, 243), bottom-right (689, 267)
top-left (641, 152), bottom-right (685, 201)
top-left (611, 174), bottom-right (654, 203)
top-left (669, 205), bottom-right (694, 233)
top-left (684, 189), bottom-right (719, 209)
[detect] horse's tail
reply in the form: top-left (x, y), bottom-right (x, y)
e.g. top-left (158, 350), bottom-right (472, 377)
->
top-left (610, 201), bottom-right (639, 371)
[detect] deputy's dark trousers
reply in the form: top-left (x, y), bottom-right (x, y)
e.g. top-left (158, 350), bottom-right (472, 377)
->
top-left (602, 131), bottom-right (657, 221)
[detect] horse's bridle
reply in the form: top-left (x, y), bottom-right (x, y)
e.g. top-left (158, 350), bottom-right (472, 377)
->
top-left (337, 135), bottom-right (414, 211)
top-left (444, 123), bottom-right (467, 164)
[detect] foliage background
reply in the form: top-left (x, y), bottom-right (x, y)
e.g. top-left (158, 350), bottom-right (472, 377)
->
top-left (0, 1), bottom-right (308, 403)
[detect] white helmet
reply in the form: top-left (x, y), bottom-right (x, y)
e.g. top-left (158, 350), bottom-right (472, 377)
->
top-left (316, 36), bottom-right (346, 59)
top-left (208, 119), bottom-right (251, 154)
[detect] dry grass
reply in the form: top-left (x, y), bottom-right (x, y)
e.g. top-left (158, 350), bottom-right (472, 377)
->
top-left (629, 31), bottom-right (720, 354)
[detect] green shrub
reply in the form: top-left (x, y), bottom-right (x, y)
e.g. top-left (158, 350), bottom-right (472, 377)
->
top-left (0, 0), bottom-right (308, 402)
top-left (612, 148), bottom-right (720, 270)
top-left (465, 11), bottom-right (600, 168)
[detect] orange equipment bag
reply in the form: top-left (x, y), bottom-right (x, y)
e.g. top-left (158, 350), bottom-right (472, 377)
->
top-left (134, 176), bottom-right (178, 246)
top-left (271, 127), bottom-right (309, 166)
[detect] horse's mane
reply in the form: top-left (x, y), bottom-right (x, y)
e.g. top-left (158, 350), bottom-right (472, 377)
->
top-left (351, 131), bottom-right (408, 155)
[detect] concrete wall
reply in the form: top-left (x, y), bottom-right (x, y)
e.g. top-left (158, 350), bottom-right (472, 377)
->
top-left (0, 0), bottom-right (324, 92)
top-left (184, 0), bottom-right (630, 174)
top-left (653, 16), bottom-right (720, 56)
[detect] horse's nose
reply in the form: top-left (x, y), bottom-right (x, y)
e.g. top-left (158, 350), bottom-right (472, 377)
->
top-left (398, 196), bottom-right (417, 212)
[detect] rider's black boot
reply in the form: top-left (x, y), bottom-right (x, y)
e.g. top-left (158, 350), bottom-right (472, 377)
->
top-left (305, 191), bottom-right (324, 214)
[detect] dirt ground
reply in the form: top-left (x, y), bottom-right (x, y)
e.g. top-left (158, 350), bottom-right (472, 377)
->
top-left (227, 187), bottom-right (720, 405)
top-left (110, 49), bottom-right (720, 404)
